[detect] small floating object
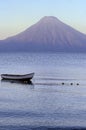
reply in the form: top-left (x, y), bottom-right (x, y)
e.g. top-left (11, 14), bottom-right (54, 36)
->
top-left (1, 73), bottom-right (34, 81)
top-left (62, 82), bottom-right (64, 85)
top-left (70, 83), bottom-right (73, 85)
top-left (76, 83), bottom-right (79, 85)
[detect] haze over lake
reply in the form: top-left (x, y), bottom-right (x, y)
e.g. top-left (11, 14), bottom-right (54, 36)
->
top-left (0, 52), bottom-right (86, 129)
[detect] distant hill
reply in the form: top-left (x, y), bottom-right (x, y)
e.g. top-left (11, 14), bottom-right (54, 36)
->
top-left (0, 16), bottom-right (86, 52)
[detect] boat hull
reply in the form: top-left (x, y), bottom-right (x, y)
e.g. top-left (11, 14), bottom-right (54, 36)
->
top-left (1, 73), bottom-right (34, 81)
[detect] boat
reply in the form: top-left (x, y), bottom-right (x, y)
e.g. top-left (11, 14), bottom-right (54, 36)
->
top-left (1, 73), bottom-right (34, 81)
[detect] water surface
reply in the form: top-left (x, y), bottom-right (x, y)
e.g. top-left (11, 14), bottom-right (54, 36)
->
top-left (0, 52), bottom-right (86, 129)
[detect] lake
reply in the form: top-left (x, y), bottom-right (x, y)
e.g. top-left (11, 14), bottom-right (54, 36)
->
top-left (0, 52), bottom-right (86, 130)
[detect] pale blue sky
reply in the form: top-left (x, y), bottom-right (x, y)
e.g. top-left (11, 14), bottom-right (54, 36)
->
top-left (0, 0), bottom-right (86, 39)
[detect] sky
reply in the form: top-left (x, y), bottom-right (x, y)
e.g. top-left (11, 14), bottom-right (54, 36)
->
top-left (0, 0), bottom-right (86, 39)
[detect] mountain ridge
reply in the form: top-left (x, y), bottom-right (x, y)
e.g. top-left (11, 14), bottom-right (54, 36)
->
top-left (0, 16), bottom-right (86, 52)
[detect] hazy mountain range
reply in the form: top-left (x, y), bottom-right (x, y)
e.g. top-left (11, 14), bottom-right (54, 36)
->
top-left (0, 16), bottom-right (86, 52)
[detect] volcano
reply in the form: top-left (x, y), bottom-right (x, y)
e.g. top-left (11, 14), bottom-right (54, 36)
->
top-left (0, 16), bottom-right (86, 52)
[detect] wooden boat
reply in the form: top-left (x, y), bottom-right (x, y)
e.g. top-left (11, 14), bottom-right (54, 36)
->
top-left (1, 73), bottom-right (34, 81)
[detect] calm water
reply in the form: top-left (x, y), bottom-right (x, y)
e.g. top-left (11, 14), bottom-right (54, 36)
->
top-left (0, 52), bottom-right (86, 129)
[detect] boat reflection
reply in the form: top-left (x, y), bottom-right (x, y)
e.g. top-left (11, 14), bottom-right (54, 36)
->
top-left (1, 79), bottom-right (33, 85)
